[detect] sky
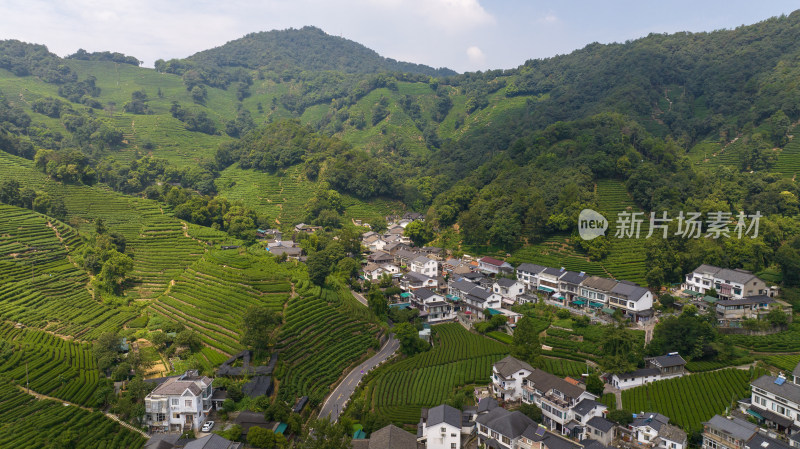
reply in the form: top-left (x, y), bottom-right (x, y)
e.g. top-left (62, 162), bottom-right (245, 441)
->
top-left (0, 1), bottom-right (798, 73)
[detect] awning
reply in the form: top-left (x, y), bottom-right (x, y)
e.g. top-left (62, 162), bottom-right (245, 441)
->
top-left (487, 308), bottom-right (503, 316)
top-left (602, 307), bottom-right (615, 315)
top-left (746, 408), bottom-right (764, 420)
top-left (400, 292), bottom-right (413, 298)
top-left (702, 296), bottom-right (718, 303)
top-left (751, 406), bottom-right (793, 428)
top-left (589, 301), bottom-right (604, 308)
top-left (446, 294), bottom-right (460, 302)
top-left (571, 300), bottom-right (586, 306)
top-left (554, 295), bottom-right (565, 300)
top-left (538, 286), bottom-right (554, 293)
top-left (683, 289), bottom-right (702, 297)
top-left (275, 422), bottom-right (288, 434)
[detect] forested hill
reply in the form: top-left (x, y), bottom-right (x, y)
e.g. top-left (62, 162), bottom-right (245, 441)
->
top-left (184, 26), bottom-right (455, 76)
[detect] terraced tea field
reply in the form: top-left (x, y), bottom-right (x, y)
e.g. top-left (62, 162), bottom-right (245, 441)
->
top-left (0, 204), bottom-right (137, 338)
top-left (149, 249), bottom-right (293, 355)
top-left (595, 179), bottom-right (647, 285)
top-left (0, 321), bottom-right (100, 406)
top-left (276, 280), bottom-right (379, 405)
top-left (0, 381), bottom-right (145, 449)
top-left (363, 323), bottom-right (508, 424)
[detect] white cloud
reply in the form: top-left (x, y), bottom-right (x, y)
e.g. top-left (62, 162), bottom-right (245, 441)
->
top-left (540, 12), bottom-right (558, 24)
top-left (366, 0), bottom-right (495, 34)
top-left (466, 46), bottom-right (485, 65)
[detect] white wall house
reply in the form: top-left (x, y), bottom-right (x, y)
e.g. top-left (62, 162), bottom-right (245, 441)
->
top-left (521, 369), bottom-right (599, 437)
top-left (630, 413), bottom-right (687, 449)
top-left (144, 370), bottom-right (213, 432)
top-left (493, 278), bottom-right (526, 305)
top-left (410, 255), bottom-right (439, 278)
top-left (478, 256), bottom-right (514, 275)
top-left (412, 288), bottom-right (455, 323)
top-left (491, 356), bottom-right (534, 401)
top-left (749, 365), bottom-right (800, 433)
top-left (683, 264), bottom-right (768, 299)
top-left (418, 404), bottom-right (462, 449)
top-left (516, 263), bottom-right (547, 292)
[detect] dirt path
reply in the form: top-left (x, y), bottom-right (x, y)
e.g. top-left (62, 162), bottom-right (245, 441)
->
top-left (18, 385), bottom-right (149, 438)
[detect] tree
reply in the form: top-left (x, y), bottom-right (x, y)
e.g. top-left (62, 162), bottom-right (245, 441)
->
top-left (659, 294), bottom-right (676, 309)
top-left (368, 289), bottom-right (389, 320)
top-left (215, 424), bottom-right (242, 442)
top-left (518, 403), bottom-right (542, 423)
top-left (241, 305), bottom-right (282, 355)
top-left (647, 309), bottom-right (716, 360)
top-left (512, 317), bottom-right (541, 365)
top-left (585, 373), bottom-right (604, 396)
top-left (96, 249), bottom-right (133, 294)
top-left (248, 426), bottom-right (277, 448)
top-left (599, 324), bottom-right (640, 374)
top-left (608, 409), bottom-right (633, 426)
top-left (297, 419), bottom-right (351, 449)
top-left (395, 322), bottom-right (429, 356)
top-left (227, 384), bottom-right (243, 402)
top-left (404, 221), bottom-right (434, 247)
top-left (766, 308), bottom-right (789, 327)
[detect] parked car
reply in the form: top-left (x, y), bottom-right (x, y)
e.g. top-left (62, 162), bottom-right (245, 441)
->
top-left (201, 421), bottom-right (214, 432)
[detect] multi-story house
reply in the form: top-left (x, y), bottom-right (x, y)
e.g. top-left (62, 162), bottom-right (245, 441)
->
top-left (538, 267), bottom-right (566, 296)
top-left (410, 255), bottom-right (439, 278)
top-left (478, 256), bottom-right (514, 275)
top-left (476, 407), bottom-right (537, 449)
top-left (577, 276), bottom-right (617, 310)
top-left (400, 271), bottom-right (438, 291)
top-left (493, 278), bottom-right (526, 305)
top-left (684, 265), bottom-right (769, 299)
top-left (715, 296), bottom-right (792, 327)
top-left (412, 288), bottom-right (455, 323)
top-left (144, 370), bottom-right (213, 432)
top-left (609, 281), bottom-right (654, 322)
top-left (645, 353), bottom-right (687, 379)
top-left (417, 404), bottom-right (462, 449)
top-left (585, 416), bottom-right (616, 446)
top-left (629, 413), bottom-right (686, 449)
top-left (749, 365), bottom-right (800, 433)
top-left (609, 354), bottom-right (686, 390)
top-left (491, 356), bottom-right (535, 401)
top-left (521, 368), bottom-right (599, 436)
top-left (449, 279), bottom-right (501, 320)
top-left (558, 271), bottom-right (589, 304)
top-left (516, 263), bottom-right (547, 292)
top-left (702, 415), bottom-right (759, 449)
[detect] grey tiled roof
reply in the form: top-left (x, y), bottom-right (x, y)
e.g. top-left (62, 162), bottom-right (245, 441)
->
top-left (427, 404), bottom-right (461, 428)
top-left (614, 368), bottom-right (660, 380)
top-left (717, 296), bottom-right (774, 306)
top-left (559, 271), bottom-right (588, 285)
top-left (184, 434), bottom-right (242, 449)
top-left (516, 263), bottom-right (546, 274)
top-left (611, 281), bottom-right (649, 302)
top-left (586, 416), bottom-right (615, 433)
top-left (414, 288), bottom-right (438, 301)
top-left (647, 354), bottom-right (687, 368)
top-left (751, 375), bottom-right (800, 404)
top-left (748, 434), bottom-right (792, 449)
top-left (658, 423), bottom-right (687, 445)
top-left (581, 276), bottom-right (619, 292)
top-left (542, 267), bottom-right (566, 277)
top-left (572, 398), bottom-right (604, 416)
top-left (494, 356), bottom-right (534, 378)
top-left (793, 361), bottom-right (800, 379)
top-left (477, 397), bottom-right (499, 413)
top-left (367, 424), bottom-right (417, 449)
top-left (690, 265), bottom-right (760, 284)
top-left (525, 369), bottom-right (585, 400)
top-left (631, 413), bottom-right (670, 432)
top-left (496, 277), bottom-right (518, 287)
top-left (476, 408), bottom-right (535, 439)
top-left (703, 415), bottom-right (758, 441)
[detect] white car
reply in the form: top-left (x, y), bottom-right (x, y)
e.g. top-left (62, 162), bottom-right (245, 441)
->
top-left (201, 421), bottom-right (215, 432)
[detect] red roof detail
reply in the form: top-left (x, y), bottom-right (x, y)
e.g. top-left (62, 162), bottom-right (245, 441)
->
top-left (480, 256), bottom-right (506, 266)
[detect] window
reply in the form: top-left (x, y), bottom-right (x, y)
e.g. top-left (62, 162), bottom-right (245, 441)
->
top-left (502, 436), bottom-right (511, 444)
top-left (451, 444), bottom-right (456, 449)
top-left (185, 400), bottom-right (192, 408)
top-left (156, 413), bottom-right (165, 422)
top-left (171, 398), bottom-right (179, 406)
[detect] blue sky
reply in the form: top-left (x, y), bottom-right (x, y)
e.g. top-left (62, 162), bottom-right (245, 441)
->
top-left (0, 1), bottom-right (797, 73)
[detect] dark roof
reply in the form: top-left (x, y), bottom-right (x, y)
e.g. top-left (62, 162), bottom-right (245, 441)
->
top-left (751, 405), bottom-right (794, 428)
top-left (586, 416), bottom-right (615, 433)
top-left (611, 281), bottom-right (650, 302)
top-left (467, 288), bottom-right (493, 302)
top-left (717, 296), bottom-right (775, 306)
top-left (752, 375), bottom-right (800, 405)
top-left (184, 434), bottom-right (242, 449)
top-left (394, 249), bottom-right (418, 260)
top-left (748, 433), bottom-right (792, 449)
top-left (292, 396), bottom-right (309, 414)
top-left (793, 361), bottom-right (800, 379)
top-left (496, 277), bottom-right (519, 287)
top-left (658, 423), bottom-right (687, 444)
top-left (450, 279), bottom-right (479, 294)
top-left (404, 271), bottom-right (434, 282)
top-left (631, 413), bottom-right (670, 432)
top-left (494, 356), bottom-right (535, 378)
top-left (145, 435), bottom-right (181, 449)
top-left (542, 267), bottom-right (566, 277)
top-left (517, 263), bottom-right (546, 274)
top-left (477, 397), bottom-right (499, 413)
top-left (427, 404), bottom-right (461, 428)
top-left (147, 441), bottom-right (176, 449)
top-left (572, 399), bottom-right (604, 416)
top-left (560, 271), bottom-right (588, 285)
top-left (414, 288), bottom-right (438, 301)
top-left (647, 354), bottom-right (687, 368)
top-left (581, 440), bottom-right (611, 449)
top-left (703, 415), bottom-right (758, 441)
top-left (211, 389), bottom-right (227, 401)
top-left (690, 265), bottom-right (760, 284)
top-left (242, 376), bottom-right (273, 398)
top-left (367, 424), bottom-right (417, 449)
top-left (581, 276), bottom-right (618, 291)
top-left (476, 408), bottom-right (536, 439)
top-left (525, 369), bottom-right (585, 399)
top-left (614, 368), bottom-right (660, 380)
top-left (462, 271), bottom-right (485, 280)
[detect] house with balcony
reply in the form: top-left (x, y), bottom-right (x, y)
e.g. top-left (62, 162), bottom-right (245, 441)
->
top-left (410, 255), bottom-right (439, 278)
top-left (516, 263), bottom-right (547, 292)
top-left (538, 267), bottom-right (567, 298)
top-left (715, 296), bottom-right (792, 328)
top-left (449, 279), bottom-right (501, 320)
top-left (629, 413), bottom-right (686, 449)
top-left (645, 353), bottom-right (687, 379)
top-left (609, 281), bottom-right (654, 322)
top-left (609, 353), bottom-right (686, 390)
top-left (702, 415), bottom-right (759, 449)
top-left (559, 271), bottom-right (589, 304)
top-left (521, 368), bottom-right (600, 437)
top-left (400, 271), bottom-right (438, 291)
top-left (412, 288), bottom-right (455, 323)
top-left (144, 370), bottom-right (213, 432)
top-left (683, 265), bottom-right (769, 300)
top-left (749, 366), bottom-right (800, 434)
top-left (491, 356), bottom-right (535, 401)
top-left (577, 276), bottom-right (617, 310)
top-left (476, 406), bottom-right (583, 449)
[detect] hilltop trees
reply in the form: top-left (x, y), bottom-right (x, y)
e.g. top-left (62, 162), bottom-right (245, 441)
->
top-left (241, 305), bottom-right (282, 355)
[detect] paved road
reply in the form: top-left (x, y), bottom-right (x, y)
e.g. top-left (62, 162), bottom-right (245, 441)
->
top-left (352, 290), bottom-right (368, 307)
top-left (318, 334), bottom-right (399, 422)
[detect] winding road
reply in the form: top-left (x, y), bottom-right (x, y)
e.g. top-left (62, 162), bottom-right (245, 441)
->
top-left (318, 334), bottom-right (399, 422)
top-left (317, 289), bottom-right (399, 422)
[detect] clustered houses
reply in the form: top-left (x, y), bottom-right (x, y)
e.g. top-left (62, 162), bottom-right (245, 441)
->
top-left (608, 353), bottom-right (687, 390)
top-left (514, 265), bottom-right (654, 322)
top-left (628, 413), bottom-right (687, 449)
top-left (144, 370), bottom-right (213, 432)
top-left (744, 361), bottom-right (800, 435)
top-left (714, 296), bottom-right (793, 328)
top-left (702, 415), bottom-right (791, 449)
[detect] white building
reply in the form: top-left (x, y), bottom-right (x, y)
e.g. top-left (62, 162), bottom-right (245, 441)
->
top-left (412, 288), bottom-right (455, 323)
top-left (478, 256), bottom-right (514, 275)
top-left (493, 278), bottom-right (526, 305)
top-left (516, 263), bottom-right (547, 292)
top-left (491, 356), bottom-right (535, 401)
top-left (144, 370), bottom-right (213, 432)
top-left (749, 364), bottom-right (800, 433)
top-left (609, 354), bottom-right (686, 390)
top-left (418, 404), bottom-right (462, 449)
top-left (521, 368), bottom-right (600, 437)
top-left (630, 413), bottom-right (686, 449)
top-left (410, 255), bottom-right (439, 278)
top-left (683, 264), bottom-right (769, 300)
